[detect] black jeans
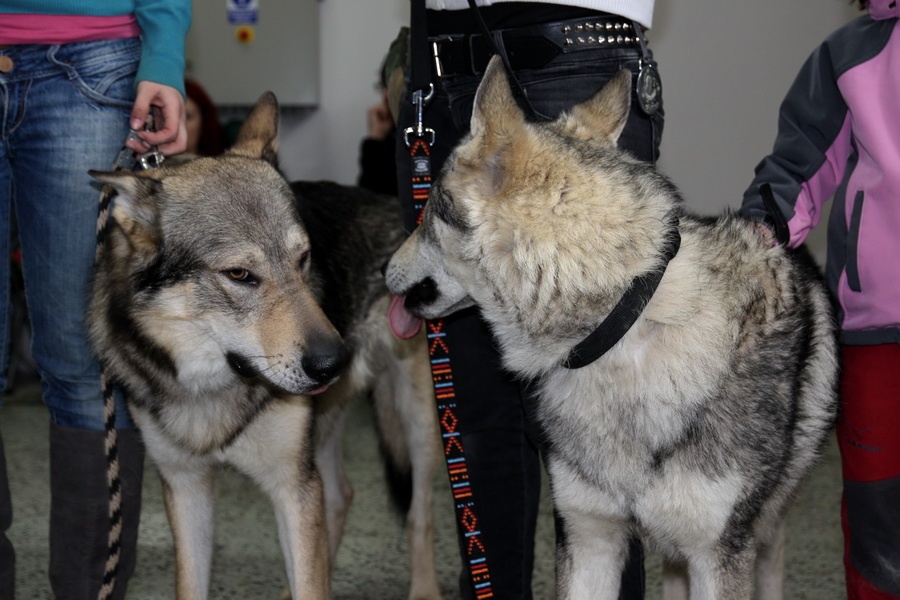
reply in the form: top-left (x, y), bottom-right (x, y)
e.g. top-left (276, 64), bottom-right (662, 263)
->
top-left (395, 19), bottom-right (664, 600)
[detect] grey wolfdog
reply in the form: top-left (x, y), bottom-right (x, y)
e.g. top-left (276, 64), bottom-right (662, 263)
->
top-left (385, 57), bottom-right (839, 600)
top-left (88, 93), bottom-right (442, 600)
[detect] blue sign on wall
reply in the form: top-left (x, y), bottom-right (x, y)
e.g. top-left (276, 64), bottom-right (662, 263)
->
top-left (227, 0), bottom-right (258, 25)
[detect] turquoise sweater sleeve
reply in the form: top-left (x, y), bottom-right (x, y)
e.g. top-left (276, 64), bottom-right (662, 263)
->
top-left (0, 0), bottom-right (191, 97)
top-left (134, 0), bottom-right (192, 97)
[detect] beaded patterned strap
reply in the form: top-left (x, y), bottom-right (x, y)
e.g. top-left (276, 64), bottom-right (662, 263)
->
top-left (407, 124), bottom-right (494, 597)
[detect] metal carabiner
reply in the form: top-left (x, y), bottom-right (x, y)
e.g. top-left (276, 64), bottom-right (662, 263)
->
top-left (404, 84), bottom-right (436, 147)
top-left (112, 113), bottom-right (165, 171)
top-left (137, 149), bottom-right (165, 170)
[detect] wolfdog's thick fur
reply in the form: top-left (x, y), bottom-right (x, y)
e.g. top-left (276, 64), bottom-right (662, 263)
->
top-left (88, 93), bottom-right (442, 600)
top-left (385, 57), bottom-right (838, 600)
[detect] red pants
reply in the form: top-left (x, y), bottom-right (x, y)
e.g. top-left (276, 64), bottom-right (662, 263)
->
top-left (836, 344), bottom-right (900, 599)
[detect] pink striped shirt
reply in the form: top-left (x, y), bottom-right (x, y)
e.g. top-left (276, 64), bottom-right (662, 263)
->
top-left (0, 14), bottom-right (139, 45)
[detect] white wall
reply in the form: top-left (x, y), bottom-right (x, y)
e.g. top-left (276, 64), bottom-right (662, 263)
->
top-left (277, 0), bottom-right (859, 258)
top-left (650, 1), bottom-right (857, 260)
top-left (277, 0), bottom-right (408, 184)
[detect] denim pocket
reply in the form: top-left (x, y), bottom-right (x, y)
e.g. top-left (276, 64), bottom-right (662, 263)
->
top-left (516, 55), bottom-right (637, 118)
top-left (51, 39), bottom-right (140, 110)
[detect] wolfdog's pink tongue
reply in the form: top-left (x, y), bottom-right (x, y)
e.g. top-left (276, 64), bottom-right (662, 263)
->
top-left (388, 294), bottom-right (423, 340)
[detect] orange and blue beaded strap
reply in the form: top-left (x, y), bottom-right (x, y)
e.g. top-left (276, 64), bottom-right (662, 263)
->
top-left (406, 97), bottom-right (494, 596)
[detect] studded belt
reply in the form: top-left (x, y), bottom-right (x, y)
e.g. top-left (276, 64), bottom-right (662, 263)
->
top-left (430, 17), bottom-right (640, 78)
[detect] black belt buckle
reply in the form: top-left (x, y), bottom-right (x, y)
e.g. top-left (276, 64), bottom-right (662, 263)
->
top-left (431, 36), bottom-right (456, 78)
top-left (432, 26), bottom-right (571, 79)
top-left (432, 34), bottom-right (494, 77)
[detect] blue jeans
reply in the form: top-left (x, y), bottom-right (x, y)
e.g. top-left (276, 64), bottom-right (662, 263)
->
top-left (396, 22), bottom-right (663, 600)
top-left (0, 39), bottom-right (139, 430)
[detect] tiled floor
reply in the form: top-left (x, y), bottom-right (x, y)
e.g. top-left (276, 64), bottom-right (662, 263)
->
top-left (2, 382), bottom-right (844, 599)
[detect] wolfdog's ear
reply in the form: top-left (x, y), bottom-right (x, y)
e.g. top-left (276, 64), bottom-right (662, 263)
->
top-left (566, 69), bottom-right (632, 145)
top-left (227, 91), bottom-right (279, 165)
top-left (89, 170), bottom-right (161, 252)
top-left (470, 56), bottom-right (526, 148)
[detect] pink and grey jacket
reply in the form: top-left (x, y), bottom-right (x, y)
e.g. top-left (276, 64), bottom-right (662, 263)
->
top-left (741, 0), bottom-right (900, 345)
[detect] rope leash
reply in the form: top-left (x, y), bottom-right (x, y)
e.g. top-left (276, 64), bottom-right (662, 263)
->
top-left (95, 121), bottom-right (163, 600)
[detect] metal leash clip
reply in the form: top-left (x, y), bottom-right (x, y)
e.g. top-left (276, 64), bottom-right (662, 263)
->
top-left (404, 84), bottom-right (435, 148)
top-left (112, 114), bottom-right (165, 172)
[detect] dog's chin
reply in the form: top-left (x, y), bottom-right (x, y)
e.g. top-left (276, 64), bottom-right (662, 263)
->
top-left (225, 352), bottom-right (332, 397)
top-left (439, 296), bottom-right (477, 317)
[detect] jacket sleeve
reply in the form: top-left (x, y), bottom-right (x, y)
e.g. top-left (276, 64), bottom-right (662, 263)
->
top-left (134, 0), bottom-right (192, 97)
top-left (740, 37), bottom-right (853, 248)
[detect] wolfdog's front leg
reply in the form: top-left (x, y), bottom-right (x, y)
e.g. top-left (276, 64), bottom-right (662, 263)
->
top-left (555, 510), bottom-right (630, 600)
top-left (230, 401), bottom-right (330, 599)
top-left (685, 545), bottom-right (756, 600)
top-left (157, 461), bottom-right (218, 600)
top-left (267, 472), bottom-right (330, 599)
top-left (549, 458), bottom-right (630, 600)
top-left (314, 393), bottom-right (354, 564)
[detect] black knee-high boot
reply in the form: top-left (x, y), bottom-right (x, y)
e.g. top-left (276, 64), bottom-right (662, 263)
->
top-left (0, 432), bottom-right (14, 600)
top-left (49, 424), bottom-right (144, 600)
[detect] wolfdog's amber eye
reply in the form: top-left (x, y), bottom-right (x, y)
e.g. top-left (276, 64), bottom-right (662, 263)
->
top-left (226, 269), bottom-right (255, 284)
top-left (299, 250), bottom-right (310, 270)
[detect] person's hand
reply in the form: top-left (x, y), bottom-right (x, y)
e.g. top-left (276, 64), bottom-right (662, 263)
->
top-left (126, 81), bottom-right (187, 156)
top-left (754, 220), bottom-right (780, 248)
top-left (367, 97), bottom-right (395, 141)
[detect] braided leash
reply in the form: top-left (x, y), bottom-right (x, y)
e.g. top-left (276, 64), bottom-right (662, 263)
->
top-left (97, 374), bottom-right (121, 600)
top-left (95, 122), bottom-right (163, 600)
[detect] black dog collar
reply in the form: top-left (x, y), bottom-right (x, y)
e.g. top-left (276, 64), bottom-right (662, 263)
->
top-left (563, 219), bottom-right (681, 369)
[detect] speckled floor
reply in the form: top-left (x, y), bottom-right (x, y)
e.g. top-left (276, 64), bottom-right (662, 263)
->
top-left (2, 382), bottom-right (844, 599)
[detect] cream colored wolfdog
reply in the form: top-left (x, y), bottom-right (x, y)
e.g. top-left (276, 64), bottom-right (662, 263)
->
top-left (386, 57), bottom-right (838, 600)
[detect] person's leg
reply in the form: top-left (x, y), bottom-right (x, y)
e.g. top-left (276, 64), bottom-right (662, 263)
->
top-left (15, 41), bottom-right (137, 430)
top-left (0, 433), bottom-right (14, 600)
top-left (443, 309), bottom-right (542, 600)
top-left (836, 344), bottom-right (900, 600)
top-left (0, 53), bottom-right (15, 600)
top-left (9, 40), bottom-right (144, 600)
top-left (48, 425), bottom-right (144, 600)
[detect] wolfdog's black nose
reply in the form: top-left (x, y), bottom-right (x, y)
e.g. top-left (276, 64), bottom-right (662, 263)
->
top-left (405, 277), bottom-right (438, 309)
top-left (302, 341), bottom-right (351, 384)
